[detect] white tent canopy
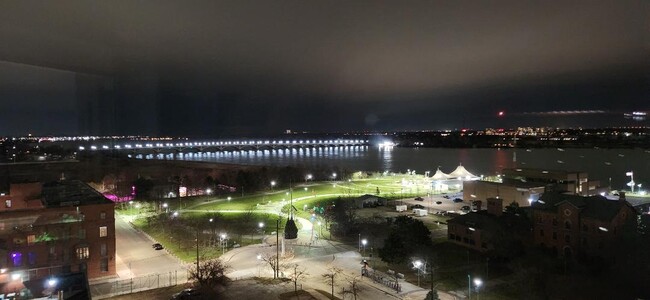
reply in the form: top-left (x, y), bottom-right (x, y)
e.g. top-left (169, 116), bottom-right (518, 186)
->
top-left (431, 167), bottom-right (451, 180)
top-left (448, 163), bottom-right (478, 180)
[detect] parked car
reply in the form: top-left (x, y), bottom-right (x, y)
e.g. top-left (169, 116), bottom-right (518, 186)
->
top-left (435, 201), bottom-right (442, 205)
top-left (412, 204), bottom-right (425, 209)
top-left (461, 205), bottom-right (471, 211)
top-left (443, 195), bottom-right (450, 199)
top-left (171, 288), bottom-right (201, 299)
top-left (152, 243), bottom-right (164, 250)
top-left (453, 198), bottom-right (463, 203)
top-left (414, 197), bottom-right (424, 201)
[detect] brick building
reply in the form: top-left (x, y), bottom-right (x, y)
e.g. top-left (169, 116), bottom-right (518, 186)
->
top-left (447, 197), bottom-right (531, 253)
top-left (0, 180), bottom-right (115, 295)
top-left (530, 192), bottom-right (637, 258)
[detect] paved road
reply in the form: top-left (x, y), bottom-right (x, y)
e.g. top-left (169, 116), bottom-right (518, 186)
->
top-left (90, 215), bottom-right (187, 298)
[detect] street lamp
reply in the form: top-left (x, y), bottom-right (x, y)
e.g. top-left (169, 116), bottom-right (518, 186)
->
top-left (332, 173), bottom-right (337, 180)
top-left (206, 188), bottom-right (212, 195)
top-left (258, 222), bottom-right (265, 229)
top-left (361, 239), bottom-right (367, 257)
top-left (220, 233), bottom-right (227, 253)
top-left (270, 181), bottom-right (276, 191)
top-left (163, 203), bottom-right (168, 213)
top-left (306, 174), bottom-right (313, 182)
top-left (317, 221), bottom-right (323, 238)
top-left (227, 196), bottom-right (232, 201)
top-left (413, 260), bottom-right (423, 287)
top-left (173, 211), bottom-right (179, 217)
top-left (474, 278), bottom-right (483, 300)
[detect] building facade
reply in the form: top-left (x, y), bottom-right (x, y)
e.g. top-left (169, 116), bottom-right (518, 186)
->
top-left (0, 181), bottom-right (115, 294)
top-left (530, 192), bottom-right (637, 258)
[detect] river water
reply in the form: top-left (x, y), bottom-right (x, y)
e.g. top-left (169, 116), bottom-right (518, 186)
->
top-left (138, 147), bottom-right (650, 190)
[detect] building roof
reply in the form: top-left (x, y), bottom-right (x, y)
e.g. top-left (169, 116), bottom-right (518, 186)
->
top-left (532, 193), bottom-right (635, 222)
top-left (355, 194), bottom-right (387, 201)
top-left (448, 164), bottom-right (478, 179)
top-left (502, 168), bottom-right (585, 179)
top-left (42, 180), bottom-right (113, 207)
top-left (431, 167), bottom-right (451, 180)
top-left (470, 180), bottom-right (546, 189)
top-left (448, 211), bottom-right (502, 231)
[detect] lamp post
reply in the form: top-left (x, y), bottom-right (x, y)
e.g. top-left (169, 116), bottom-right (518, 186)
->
top-left (317, 221), bottom-right (322, 239)
top-left (163, 203), bottom-right (168, 213)
top-left (306, 174), bottom-right (312, 182)
top-left (467, 274), bottom-right (471, 299)
top-left (361, 239), bottom-right (367, 257)
top-left (413, 260), bottom-right (423, 287)
top-left (270, 181), bottom-right (276, 191)
top-left (220, 233), bottom-right (227, 253)
top-left (474, 278), bottom-right (483, 300)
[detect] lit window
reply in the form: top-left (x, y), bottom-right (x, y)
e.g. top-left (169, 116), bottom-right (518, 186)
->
top-left (76, 247), bottom-right (89, 260)
top-left (5, 200), bottom-right (11, 208)
top-left (11, 252), bottom-right (22, 266)
top-left (27, 235), bottom-right (35, 245)
top-left (99, 226), bottom-right (107, 237)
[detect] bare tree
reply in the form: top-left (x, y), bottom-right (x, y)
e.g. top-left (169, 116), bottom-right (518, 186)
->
top-left (188, 258), bottom-right (230, 289)
top-left (341, 276), bottom-right (363, 300)
top-left (322, 266), bottom-right (342, 299)
top-left (260, 252), bottom-right (286, 278)
top-left (286, 264), bottom-right (309, 295)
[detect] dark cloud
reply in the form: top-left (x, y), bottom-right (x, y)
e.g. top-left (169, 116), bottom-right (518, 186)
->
top-left (0, 1), bottom-right (648, 135)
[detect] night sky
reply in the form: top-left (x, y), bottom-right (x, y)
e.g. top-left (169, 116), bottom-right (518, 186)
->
top-left (0, 1), bottom-right (648, 136)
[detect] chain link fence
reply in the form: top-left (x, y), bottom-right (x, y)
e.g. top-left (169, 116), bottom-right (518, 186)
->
top-left (91, 269), bottom-right (189, 299)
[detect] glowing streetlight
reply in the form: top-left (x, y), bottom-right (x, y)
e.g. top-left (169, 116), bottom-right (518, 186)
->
top-left (258, 222), bottom-right (265, 228)
top-left (413, 260), bottom-right (423, 286)
top-left (209, 218), bottom-right (213, 222)
top-left (206, 188), bottom-right (212, 195)
top-left (474, 278), bottom-right (483, 300)
top-left (361, 239), bottom-right (367, 256)
top-left (220, 233), bottom-right (228, 253)
top-left (332, 173), bottom-right (337, 180)
top-left (173, 211), bottom-right (179, 217)
top-left (270, 181), bottom-right (276, 191)
top-left (227, 196), bottom-right (232, 201)
top-left (163, 202), bottom-right (168, 213)
top-left (306, 174), bottom-right (313, 182)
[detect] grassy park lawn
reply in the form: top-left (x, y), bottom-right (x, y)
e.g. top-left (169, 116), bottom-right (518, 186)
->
top-left (132, 211), bottom-right (282, 262)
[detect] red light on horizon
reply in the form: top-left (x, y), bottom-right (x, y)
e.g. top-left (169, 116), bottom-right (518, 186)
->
top-left (498, 111), bottom-right (505, 117)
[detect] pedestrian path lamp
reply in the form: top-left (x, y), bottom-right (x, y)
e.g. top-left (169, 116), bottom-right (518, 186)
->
top-left (474, 278), bottom-right (483, 300)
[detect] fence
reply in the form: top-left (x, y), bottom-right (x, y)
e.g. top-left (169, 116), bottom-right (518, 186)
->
top-left (90, 269), bottom-right (188, 299)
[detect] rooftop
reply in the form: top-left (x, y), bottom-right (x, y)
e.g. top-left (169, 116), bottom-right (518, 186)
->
top-left (532, 193), bottom-right (635, 221)
top-left (42, 180), bottom-right (113, 207)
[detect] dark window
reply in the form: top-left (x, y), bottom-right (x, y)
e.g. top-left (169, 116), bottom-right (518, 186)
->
top-left (552, 218), bottom-right (558, 226)
top-left (553, 232), bottom-right (557, 240)
top-left (564, 220), bottom-right (571, 230)
top-left (565, 235), bottom-right (571, 243)
top-left (100, 212), bottom-right (106, 220)
top-left (582, 224), bottom-right (588, 232)
top-left (79, 228), bottom-right (86, 239)
top-left (100, 243), bottom-right (107, 256)
top-left (481, 242), bottom-right (487, 249)
top-left (540, 229), bottom-right (544, 237)
top-left (100, 258), bottom-right (109, 272)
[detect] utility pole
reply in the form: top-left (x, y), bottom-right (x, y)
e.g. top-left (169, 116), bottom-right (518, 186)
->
top-left (196, 226), bottom-right (200, 272)
top-left (276, 217), bottom-right (280, 279)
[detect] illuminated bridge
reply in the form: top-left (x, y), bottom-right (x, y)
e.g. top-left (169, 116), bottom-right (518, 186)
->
top-left (77, 138), bottom-right (369, 154)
